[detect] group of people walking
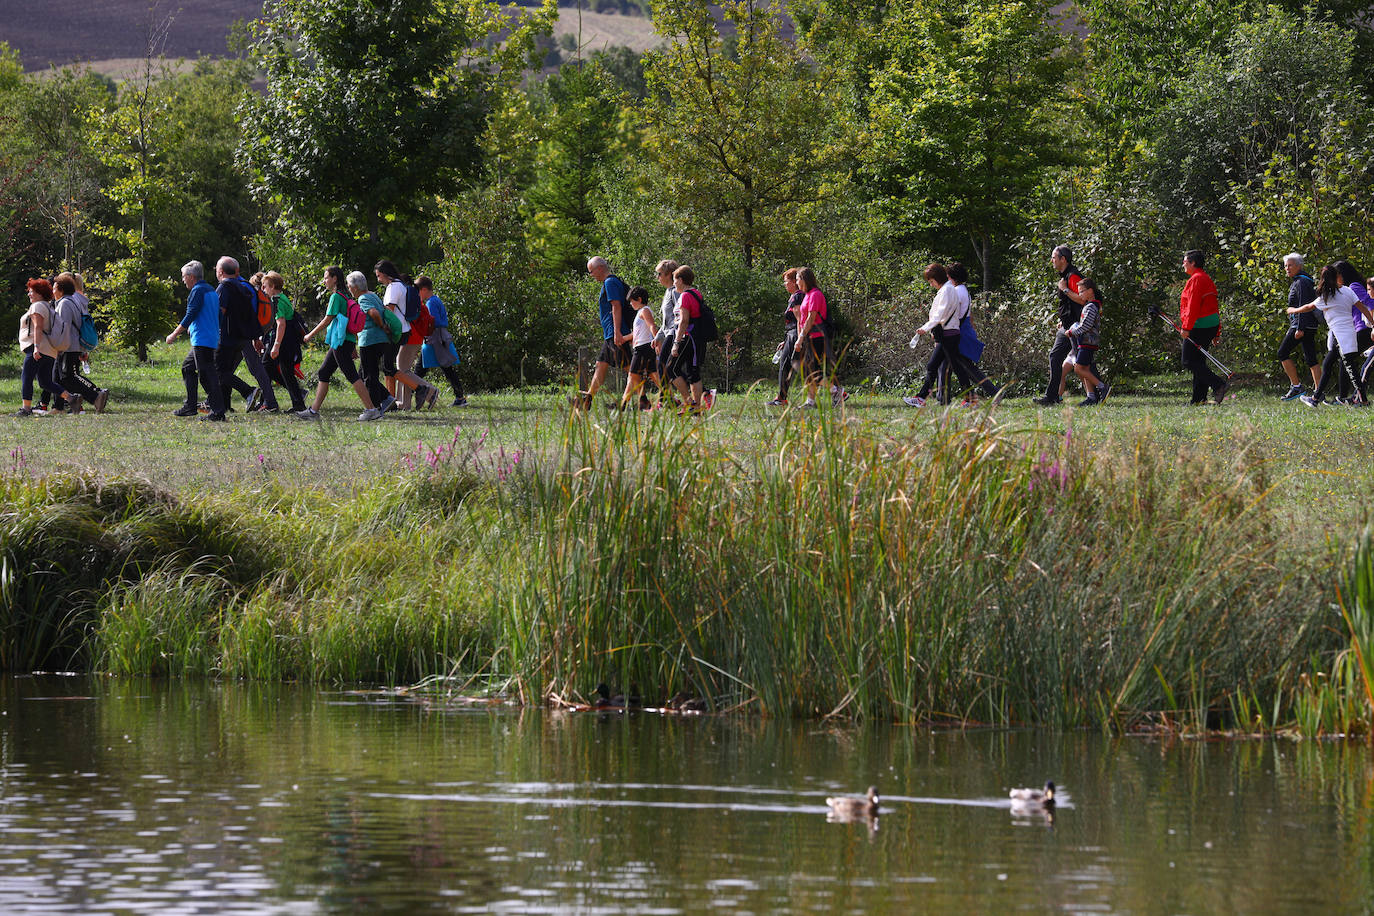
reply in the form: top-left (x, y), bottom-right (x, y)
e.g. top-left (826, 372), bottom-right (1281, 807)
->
top-left (166, 256), bottom-right (466, 422)
top-left (15, 272), bottom-right (110, 416)
top-left (18, 244), bottom-right (1374, 419)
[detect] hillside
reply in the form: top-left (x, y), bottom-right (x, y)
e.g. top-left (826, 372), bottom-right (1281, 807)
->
top-left (0, 0), bottom-right (659, 74)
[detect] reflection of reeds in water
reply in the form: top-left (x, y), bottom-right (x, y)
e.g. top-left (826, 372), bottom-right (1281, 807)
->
top-left (0, 414), bottom-right (1351, 729)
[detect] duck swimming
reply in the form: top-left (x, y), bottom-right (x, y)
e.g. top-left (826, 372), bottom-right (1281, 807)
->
top-left (826, 786), bottom-right (880, 819)
top-left (1009, 781), bottom-right (1056, 808)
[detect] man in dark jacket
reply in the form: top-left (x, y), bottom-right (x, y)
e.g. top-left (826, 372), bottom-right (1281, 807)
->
top-left (1276, 253), bottom-right (1319, 401)
top-left (1033, 245), bottom-right (1085, 406)
top-left (213, 256), bottom-right (279, 413)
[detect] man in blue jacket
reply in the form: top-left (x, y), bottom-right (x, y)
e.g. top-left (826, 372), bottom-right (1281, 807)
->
top-left (213, 256), bottom-right (279, 413)
top-left (167, 260), bottom-right (226, 420)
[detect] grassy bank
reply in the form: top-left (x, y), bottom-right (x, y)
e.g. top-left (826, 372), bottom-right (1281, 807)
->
top-left (3, 374), bottom-right (1370, 732)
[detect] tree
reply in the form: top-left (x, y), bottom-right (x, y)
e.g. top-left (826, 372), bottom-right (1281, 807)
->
top-left (863, 0), bottom-right (1081, 289)
top-left (525, 59), bottom-right (633, 272)
top-left (239, 0), bottom-right (557, 266)
top-left (642, 0), bottom-right (847, 268)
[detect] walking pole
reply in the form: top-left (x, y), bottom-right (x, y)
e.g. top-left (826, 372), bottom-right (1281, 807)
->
top-left (1148, 305), bottom-right (1234, 379)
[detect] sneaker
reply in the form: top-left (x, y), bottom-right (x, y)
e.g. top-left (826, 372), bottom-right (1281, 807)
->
top-left (246, 388), bottom-right (261, 412)
top-left (902, 396), bottom-right (927, 407)
top-left (831, 387), bottom-right (850, 406)
top-left (253, 404), bottom-right (280, 414)
top-left (702, 389), bottom-right (716, 409)
top-left (452, 397), bottom-right (469, 408)
top-left (1299, 394), bottom-right (1321, 407)
top-left (423, 385), bottom-right (440, 409)
top-left (357, 407), bottom-right (383, 421)
top-left (1078, 394), bottom-right (1099, 407)
top-left (1281, 385), bottom-right (1304, 401)
top-left (800, 399), bottom-right (817, 409)
top-left (1095, 382), bottom-right (1111, 403)
top-left (379, 394), bottom-right (398, 414)
top-left (294, 407), bottom-right (320, 420)
top-left (173, 405), bottom-right (198, 417)
top-left (200, 412), bottom-right (226, 422)
top-left (94, 389), bottom-right (110, 414)
top-left (766, 398), bottom-right (788, 407)
top-left (1031, 396), bottom-right (1062, 407)
top-left (14, 406), bottom-right (33, 417)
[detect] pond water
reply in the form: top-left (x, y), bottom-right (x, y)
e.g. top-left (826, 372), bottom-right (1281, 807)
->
top-left (1, 676), bottom-right (1370, 914)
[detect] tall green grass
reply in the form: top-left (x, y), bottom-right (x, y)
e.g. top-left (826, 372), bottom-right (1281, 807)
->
top-left (0, 409), bottom-right (1355, 729)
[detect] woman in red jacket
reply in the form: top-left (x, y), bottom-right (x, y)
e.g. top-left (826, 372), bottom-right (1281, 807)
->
top-left (1179, 250), bottom-right (1229, 405)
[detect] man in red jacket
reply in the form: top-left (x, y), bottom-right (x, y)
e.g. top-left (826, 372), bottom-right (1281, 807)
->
top-left (1178, 249), bottom-right (1228, 404)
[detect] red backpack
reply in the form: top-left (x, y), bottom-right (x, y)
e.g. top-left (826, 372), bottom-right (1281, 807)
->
top-left (411, 301), bottom-right (434, 340)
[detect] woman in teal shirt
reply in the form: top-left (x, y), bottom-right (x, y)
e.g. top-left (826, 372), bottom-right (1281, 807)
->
top-left (297, 266), bottom-right (376, 420)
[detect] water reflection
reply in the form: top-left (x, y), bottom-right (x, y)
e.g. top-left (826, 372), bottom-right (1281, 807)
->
top-left (0, 675), bottom-right (1370, 912)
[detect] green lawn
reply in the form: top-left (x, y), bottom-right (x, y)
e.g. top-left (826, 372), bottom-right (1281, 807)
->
top-left (2, 343), bottom-right (1371, 530)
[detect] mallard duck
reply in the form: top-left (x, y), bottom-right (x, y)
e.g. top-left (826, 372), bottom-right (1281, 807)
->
top-left (826, 786), bottom-right (880, 819)
top-left (667, 692), bottom-right (709, 713)
top-left (1009, 781), bottom-right (1056, 807)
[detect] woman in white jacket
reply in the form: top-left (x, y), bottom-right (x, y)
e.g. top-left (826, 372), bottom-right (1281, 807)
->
top-left (1293, 263), bottom-right (1372, 406)
top-left (904, 263), bottom-right (997, 406)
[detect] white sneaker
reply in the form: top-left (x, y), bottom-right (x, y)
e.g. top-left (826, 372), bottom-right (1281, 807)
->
top-left (800, 399), bottom-right (817, 409)
top-left (294, 407), bottom-right (320, 420)
top-left (902, 396), bottom-right (926, 407)
top-left (357, 407), bottom-right (383, 421)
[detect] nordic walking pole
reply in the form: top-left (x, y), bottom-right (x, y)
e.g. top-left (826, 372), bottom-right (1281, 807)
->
top-left (1148, 305), bottom-right (1234, 379)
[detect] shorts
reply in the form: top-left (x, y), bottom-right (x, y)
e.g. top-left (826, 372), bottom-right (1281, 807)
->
top-left (672, 335), bottom-right (702, 385)
top-left (1277, 327), bottom-right (1318, 367)
top-left (598, 338), bottom-right (632, 369)
top-left (629, 343), bottom-right (657, 376)
top-left (1073, 345), bottom-right (1097, 369)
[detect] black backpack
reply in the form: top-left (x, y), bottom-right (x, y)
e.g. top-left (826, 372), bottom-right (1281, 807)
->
top-left (686, 289), bottom-right (718, 344)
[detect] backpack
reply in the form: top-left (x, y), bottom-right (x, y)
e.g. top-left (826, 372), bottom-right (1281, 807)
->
top-left (231, 277), bottom-right (261, 340)
top-left (401, 280), bottom-right (423, 324)
top-left (78, 308), bottom-right (99, 350)
top-left (255, 287), bottom-right (273, 333)
top-left (345, 298), bottom-right (366, 335)
top-left (378, 304), bottom-right (404, 343)
top-left (685, 289), bottom-right (718, 344)
top-left (411, 301), bottom-right (434, 341)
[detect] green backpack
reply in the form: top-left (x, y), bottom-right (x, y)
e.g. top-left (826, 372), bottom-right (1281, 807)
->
top-left (377, 305), bottom-right (404, 344)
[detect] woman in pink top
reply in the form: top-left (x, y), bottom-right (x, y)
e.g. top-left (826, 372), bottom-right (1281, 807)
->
top-left (790, 267), bottom-right (829, 408)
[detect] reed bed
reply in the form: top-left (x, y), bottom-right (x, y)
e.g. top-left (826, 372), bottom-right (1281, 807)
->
top-left (0, 407), bottom-right (1362, 730)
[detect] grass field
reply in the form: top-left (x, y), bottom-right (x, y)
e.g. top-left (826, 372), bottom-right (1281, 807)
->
top-left (2, 343), bottom-right (1371, 528)
top-left (3, 344), bottom-right (1373, 732)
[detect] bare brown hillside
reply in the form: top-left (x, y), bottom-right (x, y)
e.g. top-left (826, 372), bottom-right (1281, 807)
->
top-left (0, 0), bottom-right (661, 73)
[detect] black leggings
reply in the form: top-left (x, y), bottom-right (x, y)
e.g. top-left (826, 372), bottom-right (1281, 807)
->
top-left (918, 329), bottom-right (996, 403)
top-left (1334, 328), bottom-right (1372, 398)
top-left (778, 327), bottom-right (798, 400)
top-left (1044, 329), bottom-right (1072, 400)
top-left (317, 342), bottom-right (360, 385)
top-left (1314, 338), bottom-right (1366, 403)
top-left (264, 341), bottom-right (306, 411)
top-left (358, 343), bottom-right (391, 406)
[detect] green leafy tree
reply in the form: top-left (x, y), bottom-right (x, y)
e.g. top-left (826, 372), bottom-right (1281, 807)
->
top-left (426, 181), bottom-right (580, 388)
top-left (239, 0), bottom-right (556, 266)
top-left (864, 0), bottom-right (1081, 289)
top-left (642, 0), bottom-right (847, 269)
top-left (525, 59), bottom-right (637, 272)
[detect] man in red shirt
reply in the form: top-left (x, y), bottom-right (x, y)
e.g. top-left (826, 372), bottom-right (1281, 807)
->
top-left (1178, 249), bottom-right (1228, 404)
